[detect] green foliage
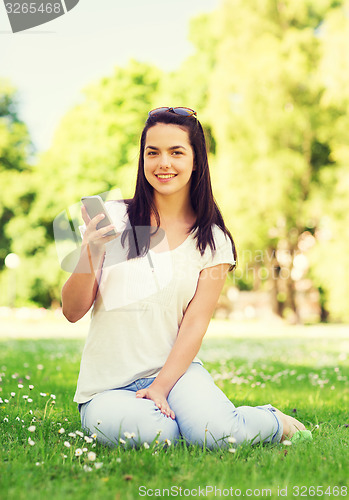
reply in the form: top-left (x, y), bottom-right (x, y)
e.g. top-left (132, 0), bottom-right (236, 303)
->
top-left (0, 79), bottom-right (34, 277)
top-left (186, 0), bottom-right (349, 319)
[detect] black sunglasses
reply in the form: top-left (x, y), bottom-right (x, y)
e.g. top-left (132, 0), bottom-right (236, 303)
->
top-left (148, 107), bottom-right (197, 118)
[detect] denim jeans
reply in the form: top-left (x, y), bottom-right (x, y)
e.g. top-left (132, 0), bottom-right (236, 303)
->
top-left (79, 362), bottom-right (283, 449)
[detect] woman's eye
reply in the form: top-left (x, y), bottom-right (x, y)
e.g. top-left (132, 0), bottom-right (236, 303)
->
top-left (173, 151), bottom-right (183, 155)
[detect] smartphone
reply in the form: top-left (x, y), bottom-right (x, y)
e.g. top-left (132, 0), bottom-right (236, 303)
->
top-left (81, 195), bottom-right (117, 236)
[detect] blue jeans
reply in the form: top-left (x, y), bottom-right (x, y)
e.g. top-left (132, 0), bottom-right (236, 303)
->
top-left (79, 362), bottom-right (283, 449)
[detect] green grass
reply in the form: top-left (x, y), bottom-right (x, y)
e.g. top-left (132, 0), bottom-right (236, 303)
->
top-left (0, 325), bottom-right (348, 500)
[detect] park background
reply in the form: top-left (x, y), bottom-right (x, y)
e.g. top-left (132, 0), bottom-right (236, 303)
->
top-left (1, 0), bottom-right (349, 325)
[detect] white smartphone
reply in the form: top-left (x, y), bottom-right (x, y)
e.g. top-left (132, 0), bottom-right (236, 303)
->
top-left (81, 195), bottom-right (117, 236)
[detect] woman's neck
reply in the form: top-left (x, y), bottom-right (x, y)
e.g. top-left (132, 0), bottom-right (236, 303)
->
top-left (153, 192), bottom-right (196, 225)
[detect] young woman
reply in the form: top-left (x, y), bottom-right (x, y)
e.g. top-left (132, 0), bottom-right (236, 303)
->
top-left (62, 107), bottom-right (307, 448)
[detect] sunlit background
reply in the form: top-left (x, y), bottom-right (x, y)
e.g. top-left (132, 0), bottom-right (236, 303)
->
top-left (1, 0), bottom-right (349, 326)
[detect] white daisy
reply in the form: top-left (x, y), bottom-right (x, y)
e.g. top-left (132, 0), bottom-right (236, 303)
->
top-left (227, 436), bottom-right (237, 444)
top-left (87, 451), bottom-right (96, 461)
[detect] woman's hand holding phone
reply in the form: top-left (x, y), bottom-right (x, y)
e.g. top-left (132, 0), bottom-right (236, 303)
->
top-left (81, 205), bottom-right (118, 266)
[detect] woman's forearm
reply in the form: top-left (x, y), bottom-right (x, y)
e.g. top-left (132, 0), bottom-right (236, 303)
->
top-left (61, 244), bottom-right (104, 322)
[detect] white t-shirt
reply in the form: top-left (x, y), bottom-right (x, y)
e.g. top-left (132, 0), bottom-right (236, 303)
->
top-left (73, 200), bottom-right (236, 403)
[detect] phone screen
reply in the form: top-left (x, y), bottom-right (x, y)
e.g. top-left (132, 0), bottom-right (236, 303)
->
top-left (81, 196), bottom-right (116, 236)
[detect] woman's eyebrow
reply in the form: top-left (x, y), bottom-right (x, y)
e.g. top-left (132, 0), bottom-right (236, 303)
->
top-left (145, 145), bottom-right (187, 151)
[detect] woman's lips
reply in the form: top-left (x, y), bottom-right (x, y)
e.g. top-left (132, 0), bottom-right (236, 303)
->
top-left (155, 174), bottom-right (177, 183)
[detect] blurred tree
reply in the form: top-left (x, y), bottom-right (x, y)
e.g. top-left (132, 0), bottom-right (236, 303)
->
top-left (186, 0), bottom-right (346, 321)
top-left (0, 79), bottom-right (34, 306)
top-left (307, 1), bottom-right (349, 322)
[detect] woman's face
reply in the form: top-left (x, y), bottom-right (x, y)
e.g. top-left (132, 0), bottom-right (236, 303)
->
top-left (143, 123), bottom-right (195, 200)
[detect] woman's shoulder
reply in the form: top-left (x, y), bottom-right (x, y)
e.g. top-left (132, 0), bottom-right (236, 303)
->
top-left (105, 199), bottom-right (129, 229)
top-left (105, 199), bottom-right (128, 211)
top-left (211, 223), bottom-right (231, 247)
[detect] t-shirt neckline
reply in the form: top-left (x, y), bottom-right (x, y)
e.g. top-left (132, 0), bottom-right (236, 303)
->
top-left (149, 230), bottom-right (195, 255)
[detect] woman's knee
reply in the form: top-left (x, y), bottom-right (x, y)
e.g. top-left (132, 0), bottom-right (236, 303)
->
top-left (180, 415), bottom-right (237, 449)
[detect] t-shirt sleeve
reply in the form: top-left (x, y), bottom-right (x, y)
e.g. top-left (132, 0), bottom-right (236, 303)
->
top-left (79, 223), bottom-right (86, 239)
top-left (202, 225), bottom-right (236, 271)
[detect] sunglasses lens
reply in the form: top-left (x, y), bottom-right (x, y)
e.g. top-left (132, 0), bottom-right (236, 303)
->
top-left (174, 107), bottom-right (196, 116)
top-left (148, 107), bottom-right (197, 118)
top-left (148, 107), bottom-right (170, 116)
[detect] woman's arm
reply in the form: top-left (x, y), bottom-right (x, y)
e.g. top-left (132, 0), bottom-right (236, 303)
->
top-left (61, 207), bottom-right (117, 323)
top-left (136, 263), bottom-right (231, 418)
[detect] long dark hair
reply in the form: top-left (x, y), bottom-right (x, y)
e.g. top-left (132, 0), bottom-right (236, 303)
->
top-left (121, 110), bottom-right (237, 270)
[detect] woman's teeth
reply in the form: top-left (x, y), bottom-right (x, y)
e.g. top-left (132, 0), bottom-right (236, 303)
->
top-left (156, 174), bottom-right (176, 179)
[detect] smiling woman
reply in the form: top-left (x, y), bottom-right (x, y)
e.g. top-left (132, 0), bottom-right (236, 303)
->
top-left (61, 107), bottom-right (308, 449)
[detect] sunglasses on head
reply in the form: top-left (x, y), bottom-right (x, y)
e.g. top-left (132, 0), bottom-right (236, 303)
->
top-left (148, 107), bottom-right (197, 118)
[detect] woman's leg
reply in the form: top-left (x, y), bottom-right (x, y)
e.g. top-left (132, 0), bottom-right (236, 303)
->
top-left (168, 362), bottom-right (287, 449)
top-left (80, 389), bottom-right (180, 447)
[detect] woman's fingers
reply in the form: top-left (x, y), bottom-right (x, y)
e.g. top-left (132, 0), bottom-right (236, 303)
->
top-left (82, 210), bottom-right (118, 246)
top-left (136, 390), bottom-right (175, 419)
top-left (95, 224), bottom-right (118, 239)
top-left (157, 400), bottom-right (175, 419)
top-left (81, 205), bottom-right (91, 225)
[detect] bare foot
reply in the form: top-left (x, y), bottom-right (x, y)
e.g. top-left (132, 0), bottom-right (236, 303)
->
top-left (273, 408), bottom-right (306, 441)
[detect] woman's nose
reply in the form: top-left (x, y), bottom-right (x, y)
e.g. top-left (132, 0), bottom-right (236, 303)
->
top-left (159, 154), bottom-right (171, 168)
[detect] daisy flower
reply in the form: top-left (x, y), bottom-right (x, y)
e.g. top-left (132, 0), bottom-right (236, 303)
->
top-left (87, 451), bottom-right (96, 461)
top-left (227, 436), bottom-right (237, 444)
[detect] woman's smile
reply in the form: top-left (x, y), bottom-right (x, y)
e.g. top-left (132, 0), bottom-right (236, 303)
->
top-left (155, 173), bottom-right (178, 182)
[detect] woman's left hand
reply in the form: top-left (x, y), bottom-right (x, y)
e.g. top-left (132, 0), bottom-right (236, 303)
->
top-left (136, 386), bottom-right (176, 419)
